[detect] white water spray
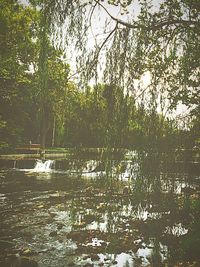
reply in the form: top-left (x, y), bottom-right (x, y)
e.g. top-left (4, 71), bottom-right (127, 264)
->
top-left (82, 160), bottom-right (98, 173)
top-left (34, 160), bottom-right (54, 172)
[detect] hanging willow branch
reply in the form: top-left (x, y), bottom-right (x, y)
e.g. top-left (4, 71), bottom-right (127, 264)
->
top-left (42, 0), bottom-right (200, 116)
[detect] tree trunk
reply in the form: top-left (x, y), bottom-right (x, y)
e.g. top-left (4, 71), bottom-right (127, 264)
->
top-left (52, 116), bottom-right (56, 147)
top-left (38, 5), bottom-right (49, 148)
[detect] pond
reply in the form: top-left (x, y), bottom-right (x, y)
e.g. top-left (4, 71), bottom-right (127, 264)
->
top-left (0, 150), bottom-right (199, 267)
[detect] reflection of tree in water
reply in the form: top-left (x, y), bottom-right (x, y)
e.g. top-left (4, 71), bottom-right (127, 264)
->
top-left (0, 156), bottom-right (199, 267)
top-left (7, 151), bottom-right (200, 266)
top-left (150, 238), bottom-right (162, 267)
top-left (66, 150), bottom-right (199, 265)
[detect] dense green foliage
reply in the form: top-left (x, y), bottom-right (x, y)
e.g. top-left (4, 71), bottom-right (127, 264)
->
top-left (0, 0), bottom-right (199, 151)
top-left (0, 0), bottom-right (38, 150)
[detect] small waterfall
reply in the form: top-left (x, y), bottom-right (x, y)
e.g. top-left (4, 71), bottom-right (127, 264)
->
top-left (13, 160), bottom-right (17, 169)
top-left (82, 160), bottom-right (98, 173)
top-left (34, 160), bottom-right (54, 172)
top-left (119, 162), bottom-right (139, 180)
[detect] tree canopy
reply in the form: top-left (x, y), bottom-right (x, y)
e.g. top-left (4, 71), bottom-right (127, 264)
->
top-left (0, 0), bottom-right (199, 150)
top-left (47, 0), bottom-right (200, 112)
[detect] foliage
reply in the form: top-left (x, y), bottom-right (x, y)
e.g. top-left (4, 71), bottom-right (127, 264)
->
top-left (43, 0), bottom-right (200, 146)
top-left (62, 83), bottom-right (186, 149)
top-left (0, 0), bottom-right (199, 150)
top-left (0, 0), bottom-right (39, 151)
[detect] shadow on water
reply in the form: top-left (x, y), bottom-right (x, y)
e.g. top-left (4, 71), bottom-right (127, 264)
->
top-left (0, 149), bottom-right (199, 267)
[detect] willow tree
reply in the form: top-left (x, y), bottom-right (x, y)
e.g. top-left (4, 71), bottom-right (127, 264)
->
top-left (36, 0), bottom-right (200, 146)
top-left (32, 0), bottom-right (89, 147)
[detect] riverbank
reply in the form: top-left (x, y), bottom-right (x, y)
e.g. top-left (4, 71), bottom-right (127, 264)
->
top-left (0, 147), bottom-right (129, 161)
top-left (0, 147), bottom-right (199, 161)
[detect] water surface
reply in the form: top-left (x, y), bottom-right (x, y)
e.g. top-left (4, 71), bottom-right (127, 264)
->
top-left (0, 152), bottom-right (199, 267)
